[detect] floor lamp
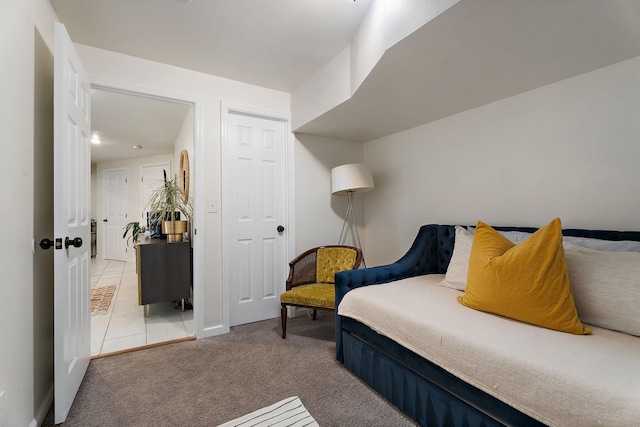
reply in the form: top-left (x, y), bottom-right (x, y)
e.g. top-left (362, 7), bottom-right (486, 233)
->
top-left (331, 163), bottom-right (374, 267)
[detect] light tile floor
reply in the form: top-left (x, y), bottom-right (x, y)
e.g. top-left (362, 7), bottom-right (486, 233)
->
top-left (90, 258), bottom-right (194, 357)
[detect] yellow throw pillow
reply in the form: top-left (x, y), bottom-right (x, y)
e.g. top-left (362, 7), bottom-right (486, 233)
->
top-left (458, 218), bottom-right (591, 335)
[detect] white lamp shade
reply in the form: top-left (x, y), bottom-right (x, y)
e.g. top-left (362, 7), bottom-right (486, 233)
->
top-left (331, 163), bottom-right (375, 195)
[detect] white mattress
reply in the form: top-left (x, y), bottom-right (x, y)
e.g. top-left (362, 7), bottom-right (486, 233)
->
top-left (338, 274), bottom-right (640, 427)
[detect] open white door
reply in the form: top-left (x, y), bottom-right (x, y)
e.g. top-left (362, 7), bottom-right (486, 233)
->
top-left (53, 22), bottom-right (92, 424)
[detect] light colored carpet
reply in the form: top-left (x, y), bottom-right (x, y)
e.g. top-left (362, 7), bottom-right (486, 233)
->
top-left (43, 314), bottom-right (416, 426)
top-left (217, 396), bottom-right (318, 427)
top-left (90, 285), bottom-right (116, 314)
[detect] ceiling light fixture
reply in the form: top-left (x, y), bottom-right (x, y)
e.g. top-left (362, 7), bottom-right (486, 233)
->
top-left (132, 145), bottom-right (143, 150)
top-left (91, 137), bottom-right (101, 144)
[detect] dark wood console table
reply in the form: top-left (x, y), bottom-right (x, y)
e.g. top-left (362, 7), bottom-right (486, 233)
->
top-left (137, 238), bottom-right (191, 316)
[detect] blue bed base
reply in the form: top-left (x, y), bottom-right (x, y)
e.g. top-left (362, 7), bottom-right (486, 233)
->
top-left (335, 224), bottom-right (640, 427)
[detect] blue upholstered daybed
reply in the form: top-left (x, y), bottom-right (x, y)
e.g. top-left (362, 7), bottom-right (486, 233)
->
top-left (334, 224), bottom-right (640, 427)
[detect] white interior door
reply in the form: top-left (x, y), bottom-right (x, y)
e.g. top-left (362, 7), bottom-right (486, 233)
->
top-left (53, 23), bottom-right (92, 423)
top-left (225, 111), bottom-right (288, 326)
top-left (102, 168), bottom-right (129, 261)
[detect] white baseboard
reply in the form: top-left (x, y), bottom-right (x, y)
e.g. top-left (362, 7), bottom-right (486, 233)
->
top-left (200, 324), bottom-right (228, 338)
top-left (32, 384), bottom-right (53, 427)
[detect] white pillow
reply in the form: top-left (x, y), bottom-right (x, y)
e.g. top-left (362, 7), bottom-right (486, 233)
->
top-left (564, 242), bottom-right (640, 336)
top-left (466, 226), bottom-right (531, 243)
top-left (440, 226), bottom-right (473, 291)
top-left (468, 226), bottom-right (640, 253)
top-left (563, 235), bottom-right (640, 253)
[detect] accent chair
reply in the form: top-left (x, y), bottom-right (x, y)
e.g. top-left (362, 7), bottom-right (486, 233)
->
top-left (280, 245), bottom-right (362, 338)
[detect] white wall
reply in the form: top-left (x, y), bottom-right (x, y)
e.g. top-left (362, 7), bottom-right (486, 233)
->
top-left (91, 163), bottom-right (98, 220)
top-left (294, 134), bottom-right (365, 253)
top-left (0, 0), bottom-right (59, 425)
top-left (0, 1), bottom-right (36, 424)
top-left (75, 44), bottom-right (290, 332)
top-left (291, 46), bottom-right (351, 130)
top-left (292, 0), bottom-right (459, 130)
top-left (363, 55), bottom-right (640, 266)
top-left (352, 0), bottom-right (459, 91)
top-left (174, 107), bottom-right (195, 210)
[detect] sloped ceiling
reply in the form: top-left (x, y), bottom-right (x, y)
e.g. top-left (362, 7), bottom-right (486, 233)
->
top-left (50, 0), bottom-right (372, 92)
top-left (295, 0), bottom-right (640, 142)
top-left (50, 0), bottom-right (373, 162)
top-left (51, 0), bottom-right (640, 145)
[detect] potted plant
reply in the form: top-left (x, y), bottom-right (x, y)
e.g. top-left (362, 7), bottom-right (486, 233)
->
top-left (146, 170), bottom-right (192, 242)
top-left (122, 221), bottom-right (146, 247)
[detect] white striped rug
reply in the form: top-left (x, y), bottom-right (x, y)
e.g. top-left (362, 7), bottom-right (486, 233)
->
top-left (218, 396), bottom-right (318, 427)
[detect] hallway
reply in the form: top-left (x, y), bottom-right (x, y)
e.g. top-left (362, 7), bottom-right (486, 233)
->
top-left (90, 258), bottom-right (194, 357)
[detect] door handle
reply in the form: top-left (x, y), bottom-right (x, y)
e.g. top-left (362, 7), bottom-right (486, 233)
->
top-left (39, 238), bottom-right (54, 250)
top-left (40, 238), bottom-right (64, 250)
top-left (65, 237), bottom-right (83, 249)
top-left (103, 219), bottom-right (108, 222)
top-left (277, 225), bottom-right (285, 233)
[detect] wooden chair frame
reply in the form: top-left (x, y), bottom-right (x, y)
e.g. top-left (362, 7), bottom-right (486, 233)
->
top-left (280, 245), bottom-right (362, 338)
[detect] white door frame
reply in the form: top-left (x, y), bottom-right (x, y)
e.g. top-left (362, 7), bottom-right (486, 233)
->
top-left (91, 76), bottom-right (206, 338)
top-left (221, 103), bottom-right (295, 330)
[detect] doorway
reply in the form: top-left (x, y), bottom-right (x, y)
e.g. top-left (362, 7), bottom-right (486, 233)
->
top-left (90, 85), bottom-right (198, 356)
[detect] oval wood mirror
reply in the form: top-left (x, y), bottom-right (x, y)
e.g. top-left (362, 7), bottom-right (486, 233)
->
top-left (179, 149), bottom-right (190, 203)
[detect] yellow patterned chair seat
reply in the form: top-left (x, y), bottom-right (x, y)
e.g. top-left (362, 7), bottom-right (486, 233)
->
top-left (280, 283), bottom-right (335, 310)
top-left (280, 246), bottom-right (362, 338)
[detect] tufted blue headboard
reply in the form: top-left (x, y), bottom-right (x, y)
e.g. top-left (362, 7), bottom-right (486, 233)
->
top-left (335, 223), bottom-right (640, 362)
top-left (433, 224), bottom-right (640, 275)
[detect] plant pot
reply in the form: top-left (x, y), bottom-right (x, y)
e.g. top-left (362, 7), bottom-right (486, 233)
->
top-left (162, 220), bottom-right (188, 242)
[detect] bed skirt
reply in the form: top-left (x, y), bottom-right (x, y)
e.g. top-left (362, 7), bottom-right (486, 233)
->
top-left (341, 317), bottom-right (545, 427)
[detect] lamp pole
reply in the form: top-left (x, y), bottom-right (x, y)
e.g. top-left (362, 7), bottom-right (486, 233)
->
top-left (338, 190), bottom-right (366, 267)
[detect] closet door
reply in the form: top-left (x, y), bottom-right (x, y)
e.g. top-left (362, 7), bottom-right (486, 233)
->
top-left (224, 110), bottom-right (288, 326)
